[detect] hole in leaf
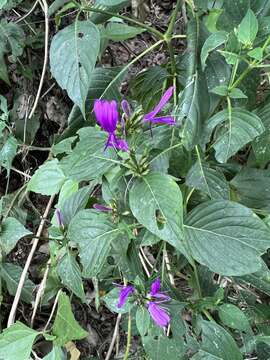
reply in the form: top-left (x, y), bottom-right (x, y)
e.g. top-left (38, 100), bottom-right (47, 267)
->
top-left (155, 209), bottom-right (166, 230)
top-left (78, 32), bottom-right (84, 38)
top-left (78, 62), bottom-right (82, 68)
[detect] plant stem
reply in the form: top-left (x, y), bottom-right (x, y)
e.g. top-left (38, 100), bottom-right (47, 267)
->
top-left (80, 5), bottom-right (164, 39)
top-left (166, 0), bottom-right (182, 38)
top-left (191, 260), bottom-right (202, 298)
top-left (123, 312), bottom-right (132, 360)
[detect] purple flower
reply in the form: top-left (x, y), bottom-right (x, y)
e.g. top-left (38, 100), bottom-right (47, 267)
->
top-left (94, 100), bottom-right (129, 151)
top-left (121, 99), bottom-right (131, 117)
top-left (55, 208), bottom-right (64, 228)
top-left (93, 203), bottom-right (112, 212)
top-left (147, 278), bottom-right (171, 327)
top-left (147, 302), bottom-right (170, 327)
top-left (117, 285), bottom-right (135, 308)
top-left (144, 86), bottom-right (176, 125)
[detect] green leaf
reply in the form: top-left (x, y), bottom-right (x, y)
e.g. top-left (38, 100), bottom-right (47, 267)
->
top-left (50, 20), bottom-right (100, 115)
top-left (201, 31), bottom-right (228, 70)
top-left (27, 159), bottom-right (66, 195)
top-left (129, 173), bottom-right (185, 254)
top-left (1, 262), bottom-right (35, 303)
top-left (104, 22), bottom-right (145, 41)
top-left (211, 85), bottom-right (228, 96)
top-left (52, 292), bottom-right (88, 346)
top-left (234, 260), bottom-right (270, 296)
top-left (218, 303), bottom-right (250, 331)
top-left (132, 66), bottom-right (169, 113)
top-left (186, 160), bottom-right (229, 200)
top-left (90, 0), bottom-right (130, 24)
top-left (238, 9), bottom-right (258, 46)
top-left (57, 251), bottom-right (86, 301)
top-left (177, 19), bottom-right (209, 150)
top-left (43, 346), bottom-right (65, 360)
top-left (0, 136), bottom-right (17, 173)
top-left (0, 0), bottom-right (8, 9)
top-left (0, 19), bottom-right (25, 58)
top-left (248, 47), bottom-right (263, 60)
top-left (252, 101), bottom-right (270, 166)
top-left (61, 185), bottom-right (92, 225)
top-left (52, 136), bottom-right (76, 156)
top-left (192, 321), bottom-right (243, 360)
top-left (229, 88), bottom-right (247, 99)
top-left (68, 209), bottom-right (123, 277)
top-left (185, 200), bottom-right (270, 276)
top-left (60, 127), bottom-right (117, 182)
top-left (217, 0), bottom-right (250, 32)
top-left (0, 217), bottom-right (31, 254)
top-left (202, 108), bottom-right (264, 163)
top-left (0, 52), bottom-right (10, 85)
top-left (136, 306), bottom-right (151, 336)
top-left (0, 321), bottom-right (40, 360)
top-left (231, 168), bottom-right (270, 212)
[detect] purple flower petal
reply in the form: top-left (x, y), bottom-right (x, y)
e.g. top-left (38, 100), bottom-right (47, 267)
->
top-left (94, 100), bottom-right (118, 134)
top-left (150, 278), bottom-right (161, 296)
top-left (144, 86), bottom-right (175, 120)
top-left (147, 302), bottom-right (170, 327)
top-left (121, 99), bottom-right (131, 117)
top-left (55, 208), bottom-right (64, 228)
top-left (93, 204), bottom-right (112, 212)
top-left (117, 285), bottom-right (134, 308)
top-left (115, 138), bottom-right (129, 151)
top-left (105, 133), bottom-right (129, 152)
top-left (144, 116), bottom-right (176, 125)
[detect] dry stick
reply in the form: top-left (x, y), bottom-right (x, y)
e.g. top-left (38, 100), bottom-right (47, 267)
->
top-left (15, 0), bottom-right (39, 23)
top-left (31, 259), bottom-right (51, 327)
top-left (104, 313), bottom-right (122, 360)
top-left (43, 289), bottom-right (62, 332)
top-left (28, 0), bottom-right (49, 120)
top-left (7, 195), bottom-right (55, 327)
top-left (164, 249), bottom-right (175, 286)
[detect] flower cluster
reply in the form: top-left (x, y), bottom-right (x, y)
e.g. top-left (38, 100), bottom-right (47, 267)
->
top-left (93, 86), bottom-right (175, 151)
top-left (116, 278), bottom-right (171, 328)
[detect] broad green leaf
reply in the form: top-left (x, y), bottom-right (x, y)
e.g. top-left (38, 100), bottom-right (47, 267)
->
top-left (0, 321), bottom-right (39, 360)
top-left (48, 0), bottom-right (70, 16)
top-left (218, 304), bottom-right (250, 331)
top-left (0, 52), bottom-right (10, 85)
top-left (143, 326), bottom-right (186, 360)
top-left (248, 47), bottom-right (263, 61)
top-left (52, 292), bottom-right (88, 346)
top-left (211, 85), bottom-right (228, 96)
top-left (61, 185), bottom-right (92, 225)
top-left (104, 22), bottom-right (145, 41)
top-left (252, 101), bottom-right (270, 166)
top-left (57, 179), bottom-right (78, 208)
top-left (0, 19), bottom-right (25, 58)
top-left (177, 19), bottom-right (209, 150)
top-left (229, 88), bottom-right (247, 99)
top-left (132, 66), bottom-right (169, 113)
top-left (192, 321), bottom-right (242, 360)
top-left (186, 160), bottom-right (229, 200)
top-left (0, 135), bottom-right (17, 173)
top-left (231, 168), bottom-right (270, 212)
top-left (129, 173), bottom-right (185, 254)
top-left (217, 0), bottom-right (250, 31)
top-left (50, 20), bottom-right (100, 115)
top-left (52, 136), bottom-right (76, 156)
top-left (136, 306), bottom-right (151, 337)
top-left (43, 346), bottom-right (65, 360)
top-left (27, 159), bottom-right (66, 195)
top-left (57, 251), bottom-right (86, 301)
top-left (60, 127), bottom-right (117, 182)
top-left (68, 209), bottom-right (123, 277)
top-left (185, 200), bottom-right (270, 276)
top-left (238, 9), bottom-right (258, 46)
top-left (85, 66), bottom-right (124, 112)
top-left (0, 217), bottom-right (31, 254)
top-left (202, 108), bottom-right (264, 163)
top-left (234, 260), bottom-right (270, 296)
top-left (1, 262), bottom-right (35, 303)
top-left (90, 0), bottom-right (130, 24)
top-left (201, 31), bottom-right (228, 70)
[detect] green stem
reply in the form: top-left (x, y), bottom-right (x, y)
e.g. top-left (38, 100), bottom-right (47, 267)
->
top-left (80, 5), bottom-right (164, 39)
top-left (123, 312), bottom-right (132, 360)
top-left (166, 0), bottom-right (182, 38)
top-left (192, 260), bottom-right (202, 298)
